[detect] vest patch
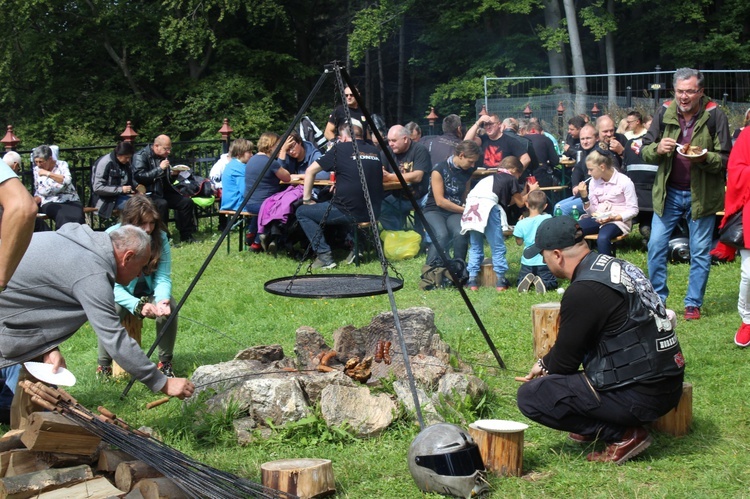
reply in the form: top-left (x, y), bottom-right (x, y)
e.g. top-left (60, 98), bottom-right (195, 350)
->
top-left (657, 332), bottom-right (678, 351)
top-left (589, 253), bottom-right (613, 272)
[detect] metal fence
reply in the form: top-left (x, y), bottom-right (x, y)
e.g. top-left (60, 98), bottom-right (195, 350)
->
top-left (479, 69), bottom-right (750, 140)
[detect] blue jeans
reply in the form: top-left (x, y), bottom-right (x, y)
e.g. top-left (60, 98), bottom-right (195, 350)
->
top-left (647, 187), bottom-right (715, 308)
top-left (518, 263), bottom-right (558, 289)
top-left (297, 202), bottom-right (353, 255)
top-left (467, 205), bottom-right (507, 279)
top-left (578, 216), bottom-right (624, 256)
top-left (554, 196), bottom-right (584, 216)
top-left (424, 210), bottom-right (467, 267)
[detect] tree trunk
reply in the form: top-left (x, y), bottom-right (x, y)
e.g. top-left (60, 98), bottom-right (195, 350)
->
top-left (378, 44), bottom-right (386, 121)
top-left (543, 0), bottom-right (568, 92)
top-left (562, 0), bottom-right (588, 114)
top-left (606, 0), bottom-right (617, 107)
top-left (397, 22), bottom-right (405, 125)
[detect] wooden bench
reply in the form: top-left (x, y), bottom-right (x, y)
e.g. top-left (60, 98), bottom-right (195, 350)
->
top-left (218, 210), bottom-right (257, 254)
top-left (584, 233), bottom-right (628, 256)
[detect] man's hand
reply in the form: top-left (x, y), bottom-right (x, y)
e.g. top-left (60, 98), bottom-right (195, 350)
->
top-left (155, 300), bottom-right (171, 317)
top-left (161, 378), bottom-right (195, 399)
top-left (609, 138), bottom-right (624, 156)
top-left (656, 137), bottom-right (677, 155)
top-left (521, 361), bottom-right (545, 382)
top-left (43, 348), bottom-right (66, 374)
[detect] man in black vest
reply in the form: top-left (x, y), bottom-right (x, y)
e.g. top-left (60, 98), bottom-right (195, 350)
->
top-left (516, 217), bottom-right (685, 464)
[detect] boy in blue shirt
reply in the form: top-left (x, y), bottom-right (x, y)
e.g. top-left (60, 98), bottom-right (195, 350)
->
top-left (514, 190), bottom-right (558, 293)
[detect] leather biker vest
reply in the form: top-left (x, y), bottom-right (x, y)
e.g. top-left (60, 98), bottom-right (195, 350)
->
top-left (576, 252), bottom-right (685, 390)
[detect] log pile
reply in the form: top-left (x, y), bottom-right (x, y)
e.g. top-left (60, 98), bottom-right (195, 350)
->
top-left (0, 381), bottom-right (299, 498)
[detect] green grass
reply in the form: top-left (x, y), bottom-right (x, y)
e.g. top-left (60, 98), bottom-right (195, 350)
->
top-left (21, 227), bottom-right (750, 498)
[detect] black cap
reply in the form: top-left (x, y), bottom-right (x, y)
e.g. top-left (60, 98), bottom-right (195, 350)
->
top-left (523, 216), bottom-right (584, 259)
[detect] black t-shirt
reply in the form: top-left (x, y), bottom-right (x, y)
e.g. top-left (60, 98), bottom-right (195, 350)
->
top-left (317, 140), bottom-right (384, 222)
top-left (478, 134), bottom-right (527, 168)
top-left (328, 105), bottom-right (368, 136)
top-left (564, 134), bottom-right (581, 159)
top-left (381, 142), bottom-right (432, 199)
top-left (424, 158), bottom-right (477, 212)
top-left (622, 131), bottom-right (647, 168)
top-left (422, 134), bottom-right (461, 168)
top-left (489, 172), bottom-right (521, 209)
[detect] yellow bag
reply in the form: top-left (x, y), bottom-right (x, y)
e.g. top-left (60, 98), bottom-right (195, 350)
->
top-left (381, 230), bottom-right (421, 260)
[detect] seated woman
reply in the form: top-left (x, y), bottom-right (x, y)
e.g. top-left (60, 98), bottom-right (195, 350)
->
top-left (576, 150), bottom-right (639, 256)
top-left (423, 140), bottom-right (480, 269)
top-left (32, 145), bottom-right (85, 228)
top-left (219, 138), bottom-right (254, 211)
top-left (91, 141), bottom-right (137, 219)
top-left (244, 132), bottom-right (291, 251)
top-left (97, 196), bottom-right (178, 378)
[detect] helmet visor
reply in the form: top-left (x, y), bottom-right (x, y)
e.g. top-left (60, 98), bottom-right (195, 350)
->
top-left (415, 445), bottom-right (485, 476)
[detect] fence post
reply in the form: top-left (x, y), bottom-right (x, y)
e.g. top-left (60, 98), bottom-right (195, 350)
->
top-left (218, 119), bottom-right (233, 154)
top-left (120, 121), bottom-right (138, 143)
top-left (1, 125), bottom-right (20, 151)
top-left (626, 86), bottom-right (632, 108)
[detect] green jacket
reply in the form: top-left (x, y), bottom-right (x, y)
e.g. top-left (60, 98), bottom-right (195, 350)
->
top-left (641, 97), bottom-right (731, 219)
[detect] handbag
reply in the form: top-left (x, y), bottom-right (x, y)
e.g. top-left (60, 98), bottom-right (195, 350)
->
top-left (718, 209), bottom-right (744, 248)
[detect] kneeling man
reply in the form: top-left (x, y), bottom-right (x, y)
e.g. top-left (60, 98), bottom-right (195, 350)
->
top-left (517, 217), bottom-right (685, 464)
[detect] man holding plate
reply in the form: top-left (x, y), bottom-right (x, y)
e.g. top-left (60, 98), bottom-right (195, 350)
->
top-left (641, 68), bottom-right (732, 321)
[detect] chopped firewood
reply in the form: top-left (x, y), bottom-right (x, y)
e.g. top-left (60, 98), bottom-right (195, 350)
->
top-left (0, 464), bottom-right (93, 498)
top-left (35, 476), bottom-right (123, 498)
top-left (5, 449), bottom-right (95, 477)
top-left (96, 448), bottom-right (136, 473)
top-left (115, 460), bottom-right (162, 492)
top-left (0, 430), bottom-right (25, 453)
top-left (20, 413), bottom-right (101, 456)
top-left (135, 477), bottom-right (188, 499)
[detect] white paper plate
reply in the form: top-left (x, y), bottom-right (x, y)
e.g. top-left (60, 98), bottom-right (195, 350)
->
top-left (23, 362), bottom-right (77, 386)
top-left (474, 419), bottom-right (528, 433)
top-left (676, 145), bottom-right (707, 158)
top-left (171, 164), bottom-right (190, 172)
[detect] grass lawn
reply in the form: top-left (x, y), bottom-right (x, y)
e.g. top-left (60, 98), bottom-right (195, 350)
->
top-left (16, 225), bottom-right (750, 498)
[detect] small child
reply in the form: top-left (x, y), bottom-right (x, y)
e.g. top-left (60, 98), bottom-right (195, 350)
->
top-left (514, 190), bottom-right (558, 293)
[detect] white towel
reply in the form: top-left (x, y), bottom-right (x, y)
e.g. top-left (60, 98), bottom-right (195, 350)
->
top-left (460, 176), bottom-right (498, 235)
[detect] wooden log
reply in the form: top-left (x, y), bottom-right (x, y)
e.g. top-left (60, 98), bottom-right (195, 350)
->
top-left (479, 263), bottom-right (497, 288)
top-left (115, 460), bottom-right (162, 493)
top-left (468, 424), bottom-right (524, 477)
top-left (124, 487), bottom-right (146, 499)
top-left (0, 430), bottom-right (25, 453)
top-left (114, 313), bottom-right (144, 378)
top-left (20, 412), bottom-right (101, 456)
top-left (531, 302), bottom-right (561, 358)
top-left (96, 448), bottom-right (136, 473)
top-left (135, 477), bottom-right (188, 499)
top-left (35, 476), bottom-right (124, 499)
top-left (651, 382), bottom-right (693, 437)
top-left (5, 449), bottom-right (96, 477)
top-left (261, 458), bottom-right (335, 499)
top-left (0, 464), bottom-right (93, 498)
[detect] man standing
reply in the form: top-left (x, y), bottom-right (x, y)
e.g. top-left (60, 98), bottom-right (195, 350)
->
top-left (324, 86), bottom-right (368, 142)
top-left (521, 121), bottom-right (559, 187)
top-left (465, 114), bottom-right (529, 168)
top-left (642, 68), bottom-right (732, 320)
top-left (380, 125), bottom-right (432, 231)
top-left (132, 135), bottom-right (196, 243)
top-left (0, 224), bottom-right (194, 427)
top-left (517, 217), bottom-right (685, 464)
top-left (298, 120), bottom-right (385, 269)
top-left (421, 114), bottom-right (463, 168)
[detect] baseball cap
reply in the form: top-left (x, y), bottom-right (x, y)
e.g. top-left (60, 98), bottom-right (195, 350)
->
top-left (524, 216), bottom-right (584, 259)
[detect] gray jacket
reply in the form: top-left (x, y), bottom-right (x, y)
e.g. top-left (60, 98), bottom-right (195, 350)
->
top-left (0, 224), bottom-right (166, 392)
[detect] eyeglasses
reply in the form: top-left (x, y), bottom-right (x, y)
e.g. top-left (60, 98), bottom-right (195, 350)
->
top-left (675, 89), bottom-right (701, 97)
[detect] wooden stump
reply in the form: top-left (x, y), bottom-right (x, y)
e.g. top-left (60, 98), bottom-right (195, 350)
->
top-left (113, 313), bottom-right (143, 378)
top-left (651, 382), bottom-right (693, 437)
top-left (468, 424), bottom-right (524, 477)
top-left (261, 458), bottom-right (335, 499)
top-left (531, 302), bottom-right (561, 358)
top-left (480, 263), bottom-right (496, 288)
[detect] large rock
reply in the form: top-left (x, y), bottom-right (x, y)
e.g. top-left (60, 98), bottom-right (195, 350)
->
top-left (370, 354), bottom-right (448, 388)
top-left (437, 372), bottom-right (488, 401)
top-left (365, 307), bottom-right (436, 356)
top-left (191, 359), bottom-right (264, 396)
top-left (332, 325), bottom-right (366, 363)
top-left (234, 344), bottom-right (284, 362)
top-left (234, 377), bottom-right (311, 426)
top-left (296, 370), bottom-right (357, 404)
top-left (392, 380), bottom-right (443, 426)
top-left (320, 385), bottom-right (396, 437)
top-left (295, 326), bottom-right (332, 369)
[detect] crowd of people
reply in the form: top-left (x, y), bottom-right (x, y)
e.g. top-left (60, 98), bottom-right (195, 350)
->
top-left (2, 66), bottom-right (750, 469)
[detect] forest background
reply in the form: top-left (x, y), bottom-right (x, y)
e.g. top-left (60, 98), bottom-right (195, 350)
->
top-left (0, 0), bottom-right (748, 147)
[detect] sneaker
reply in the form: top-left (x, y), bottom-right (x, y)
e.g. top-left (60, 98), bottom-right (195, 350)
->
top-left (586, 427), bottom-right (652, 465)
top-left (684, 306), bottom-right (701, 321)
top-left (312, 252), bottom-right (337, 269)
top-left (96, 365), bottom-right (112, 379)
top-left (568, 432), bottom-right (595, 444)
top-left (735, 323), bottom-right (750, 347)
top-left (346, 250), bottom-right (364, 265)
top-left (467, 277), bottom-right (479, 291)
top-left (532, 275), bottom-right (547, 294)
top-left (267, 238), bottom-right (278, 256)
top-left (249, 242), bottom-right (263, 252)
top-left (259, 233), bottom-right (269, 251)
top-left (496, 277), bottom-right (511, 292)
top-left (517, 273), bottom-right (534, 293)
top-left (158, 361), bottom-right (175, 378)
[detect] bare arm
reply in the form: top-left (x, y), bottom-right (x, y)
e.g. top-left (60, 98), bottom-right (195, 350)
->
top-left (0, 177), bottom-right (37, 287)
top-left (303, 162), bottom-right (323, 202)
top-left (432, 170), bottom-right (464, 213)
top-left (324, 122), bottom-right (337, 141)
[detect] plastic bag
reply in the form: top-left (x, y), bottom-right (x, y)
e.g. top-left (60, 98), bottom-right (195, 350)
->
top-left (381, 230), bottom-right (421, 261)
